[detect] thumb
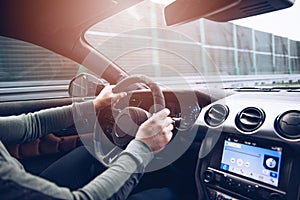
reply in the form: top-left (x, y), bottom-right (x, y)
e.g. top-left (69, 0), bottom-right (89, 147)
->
top-left (154, 108), bottom-right (170, 119)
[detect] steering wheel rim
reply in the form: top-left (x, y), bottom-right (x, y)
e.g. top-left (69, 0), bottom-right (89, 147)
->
top-left (93, 75), bottom-right (165, 167)
top-left (112, 75), bottom-right (165, 112)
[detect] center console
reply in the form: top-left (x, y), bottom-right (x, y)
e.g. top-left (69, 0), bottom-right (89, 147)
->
top-left (198, 134), bottom-right (296, 200)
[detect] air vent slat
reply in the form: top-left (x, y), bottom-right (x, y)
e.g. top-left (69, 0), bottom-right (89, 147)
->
top-left (240, 112), bottom-right (261, 119)
top-left (209, 114), bottom-right (222, 121)
top-left (240, 118), bottom-right (261, 126)
top-left (208, 110), bottom-right (225, 120)
top-left (210, 107), bottom-right (225, 116)
top-left (205, 104), bottom-right (229, 127)
top-left (236, 107), bottom-right (265, 132)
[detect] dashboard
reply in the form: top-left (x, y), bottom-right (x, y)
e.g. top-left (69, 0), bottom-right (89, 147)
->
top-left (196, 91), bottom-right (300, 200)
top-left (97, 88), bottom-right (300, 200)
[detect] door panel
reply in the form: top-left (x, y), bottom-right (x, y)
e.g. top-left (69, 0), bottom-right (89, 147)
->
top-left (0, 98), bottom-right (93, 174)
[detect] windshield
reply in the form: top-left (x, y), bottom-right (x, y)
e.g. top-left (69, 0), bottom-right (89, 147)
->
top-left (85, 0), bottom-right (300, 89)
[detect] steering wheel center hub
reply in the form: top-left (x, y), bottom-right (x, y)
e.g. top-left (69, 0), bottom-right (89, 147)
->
top-left (113, 107), bottom-right (150, 139)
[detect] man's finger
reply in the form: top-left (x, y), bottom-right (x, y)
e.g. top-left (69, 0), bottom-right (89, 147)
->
top-left (155, 108), bottom-right (170, 119)
top-left (165, 130), bottom-right (173, 142)
top-left (164, 117), bottom-right (173, 126)
top-left (164, 123), bottom-right (174, 133)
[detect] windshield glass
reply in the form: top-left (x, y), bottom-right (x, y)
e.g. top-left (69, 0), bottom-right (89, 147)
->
top-left (85, 0), bottom-right (300, 89)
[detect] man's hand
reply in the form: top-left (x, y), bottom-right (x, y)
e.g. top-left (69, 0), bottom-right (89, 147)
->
top-left (135, 109), bottom-right (173, 153)
top-left (93, 85), bottom-right (127, 110)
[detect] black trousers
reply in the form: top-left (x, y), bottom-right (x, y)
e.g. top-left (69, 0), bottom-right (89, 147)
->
top-left (40, 146), bottom-right (179, 200)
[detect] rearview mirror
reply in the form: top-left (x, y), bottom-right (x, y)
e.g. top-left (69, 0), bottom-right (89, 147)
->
top-left (164, 0), bottom-right (294, 26)
top-left (68, 73), bottom-right (106, 97)
top-left (164, 0), bottom-right (239, 26)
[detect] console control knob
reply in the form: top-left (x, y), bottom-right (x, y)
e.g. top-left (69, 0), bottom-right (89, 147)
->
top-left (203, 170), bottom-right (215, 183)
top-left (269, 193), bottom-right (285, 200)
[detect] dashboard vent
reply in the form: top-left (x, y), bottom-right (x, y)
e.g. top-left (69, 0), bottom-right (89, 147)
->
top-left (204, 104), bottom-right (229, 127)
top-left (236, 107), bottom-right (265, 132)
top-left (275, 110), bottom-right (300, 140)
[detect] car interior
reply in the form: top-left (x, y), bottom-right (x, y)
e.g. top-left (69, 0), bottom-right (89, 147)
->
top-left (0, 0), bottom-right (300, 199)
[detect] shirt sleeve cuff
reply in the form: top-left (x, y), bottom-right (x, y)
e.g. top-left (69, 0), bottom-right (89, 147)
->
top-left (72, 101), bottom-right (97, 133)
top-left (122, 139), bottom-right (154, 169)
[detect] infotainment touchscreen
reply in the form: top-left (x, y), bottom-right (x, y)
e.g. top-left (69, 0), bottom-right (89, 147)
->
top-left (220, 137), bottom-right (282, 187)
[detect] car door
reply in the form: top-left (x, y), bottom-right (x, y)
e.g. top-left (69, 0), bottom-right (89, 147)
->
top-left (0, 35), bottom-right (90, 175)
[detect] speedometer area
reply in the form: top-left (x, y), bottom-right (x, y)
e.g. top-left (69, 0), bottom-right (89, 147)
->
top-left (127, 89), bottom-right (207, 131)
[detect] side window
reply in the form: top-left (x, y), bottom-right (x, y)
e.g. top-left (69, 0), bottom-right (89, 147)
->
top-left (0, 36), bottom-right (80, 102)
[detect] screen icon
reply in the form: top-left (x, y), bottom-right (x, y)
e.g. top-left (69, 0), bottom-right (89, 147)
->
top-left (237, 159), bottom-right (243, 166)
top-left (270, 172), bottom-right (278, 178)
top-left (221, 163), bottom-right (229, 171)
top-left (244, 162), bottom-right (250, 168)
top-left (263, 155), bottom-right (279, 172)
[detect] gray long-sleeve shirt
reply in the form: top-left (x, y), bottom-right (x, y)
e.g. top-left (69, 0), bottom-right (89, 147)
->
top-left (0, 101), bottom-right (153, 199)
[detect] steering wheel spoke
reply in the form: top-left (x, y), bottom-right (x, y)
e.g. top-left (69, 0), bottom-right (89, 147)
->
top-left (94, 139), bottom-right (122, 167)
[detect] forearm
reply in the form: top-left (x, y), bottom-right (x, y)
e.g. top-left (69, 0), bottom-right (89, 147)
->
top-left (0, 140), bottom-right (153, 200)
top-left (0, 101), bottom-right (96, 145)
top-left (80, 140), bottom-right (153, 199)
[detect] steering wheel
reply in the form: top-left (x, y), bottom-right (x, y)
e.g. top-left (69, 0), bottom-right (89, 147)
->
top-left (93, 75), bottom-right (165, 167)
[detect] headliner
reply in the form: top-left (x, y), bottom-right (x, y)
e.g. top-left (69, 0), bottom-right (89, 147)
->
top-left (0, 0), bottom-right (143, 83)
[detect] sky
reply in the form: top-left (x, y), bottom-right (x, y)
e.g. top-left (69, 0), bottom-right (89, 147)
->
top-left (232, 0), bottom-right (300, 41)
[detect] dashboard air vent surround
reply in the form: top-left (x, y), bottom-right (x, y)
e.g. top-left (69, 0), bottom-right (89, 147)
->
top-left (236, 107), bottom-right (265, 132)
top-left (204, 104), bottom-right (229, 127)
top-left (275, 110), bottom-right (300, 140)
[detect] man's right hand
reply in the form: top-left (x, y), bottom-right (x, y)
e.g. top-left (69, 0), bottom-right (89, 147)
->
top-left (135, 108), bottom-right (173, 153)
